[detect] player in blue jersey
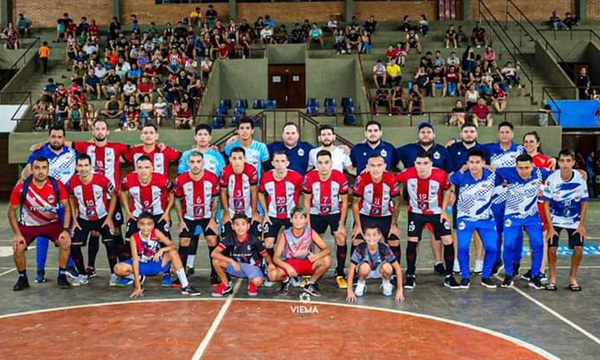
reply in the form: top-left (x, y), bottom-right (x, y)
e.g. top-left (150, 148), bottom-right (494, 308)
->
top-left (224, 117), bottom-right (270, 178)
top-left (443, 149), bottom-right (500, 289)
top-left (482, 121), bottom-right (525, 276)
top-left (267, 122), bottom-right (314, 175)
top-left (349, 120), bottom-right (397, 173)
top-left (543, 149), bottom-right (589, 292)
top-left (496, 154), bottom-right (553, 289)
top-left (22, 125), bottom-right (78, 283)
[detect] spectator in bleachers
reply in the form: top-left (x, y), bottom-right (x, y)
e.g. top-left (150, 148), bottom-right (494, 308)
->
top-left (84, 68), bottom-right (102, 100)
top-left (444, 65), bottom-right (459, 97)
top-left (391, 84), bottom-right (406, 114)
top-left (447, 51), bottom-right (460, 67)
top-left (501, 61), bottom-right (521, 88)
top-left (360, 29), bottom-right (371, 54)
top-left (465, 83), bottom-right (479, 112)
top-left (101, 94), bottom-right (123, 120)
top-left (108, 16), bottom-right (121, 42)
top-left (345, 29), bottom-right (361, 54)
top-left (448, 100), bottom-right (466, 127)
top-left (174, 100), bottom-right (194, 129)
top-left (433, 50), bottom-right (445, 67)
top-left (17, 13), bottom-right (32, 37)
top-left (264, 15), bottom-right (276, 28)
top-left (445, 24), bottom-right (458, 48)
top-left (470, 21), bottom-right (487, 48)
top-left (2, 22), bottom-right (20, 49)
top-left (301, 19), bottom-right (312, 36)
top-left (415, 66), bottom-right (430, 97)
top-left (190, 7), bottom-right (202, 26)
top-left (386, 61), bottom-right (402, 87)
top-left (462, 46), bottom-right (476, 71)
top-left (373, 60), bottom-right (387, 89)
top-left (373, 88), bottom-right (392, 116)
top-left (66, 103), bottom-right (84, 131)
top-left (346, 16), bottom-right (361, 33)
top-left (260, 25), bottom-right (274, 44)
top-left (334, 29), bottom-right (346, 54)
top-left (326, 15), bottom-right (339, 33)
top-left (394, 42), bottom-right (407, 66)
top-left (364, 15), bottom-right (378, 34)
top-left (55, 13), bottom-right (71, 43)
top-left (406, 28), bottom-right (422, 54)
top-left (289, 23), bottom-right (306, 44)
top-left (400, 15), bottom-right (411, 32)
top-left (308, 23), bottom-right (323, 49)
top-left (408, 83), bottom-right (424, 115)
top-left (274, 25), bottom-right (288, 44)
top-left (457, 25), bottom-right (468, 46)
top-left (430, 65), bottom-right (445, 97)
top-left (206, 5), bottom-right (218, 27)
top-left (33, 96), bottom-right (54, 130)
top-left (483, 46), bottom-right (497, 71)
top-left (471, 98), bottom-right (492, 127)
top-left (154, 95), bottom-right (169, 127)
top-left (576, 67), bottom-right (591, 99)
top-left (563, 12), bottom-right (579, 30)
top-left (491, 83), bottom-right (507, 113)
top-left (55, 96), bottom-right (69, 127)
top-left (549, 11), bottom-right (563, 30)
top-left (418, 14), bottom-right (429, 37)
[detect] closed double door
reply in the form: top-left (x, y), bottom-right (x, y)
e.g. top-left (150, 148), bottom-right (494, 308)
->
top-left (268, 65), bottom-right (306, 108)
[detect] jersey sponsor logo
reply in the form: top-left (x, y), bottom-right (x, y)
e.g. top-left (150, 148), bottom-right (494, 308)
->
top-left (458, 221), bottom-right (466, 230)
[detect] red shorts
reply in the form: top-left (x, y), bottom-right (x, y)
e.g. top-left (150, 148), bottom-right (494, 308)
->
top-left (537, 203), bottom-right (548, 232)
top-left (18, 221), bottom-right (63, 247)
top-left (281, 259), bottom-right (314, 277)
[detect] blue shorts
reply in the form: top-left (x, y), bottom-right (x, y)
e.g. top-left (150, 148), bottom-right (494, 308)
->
top-left (226, 262), bottom-right (264, 280)
top-left (125, 257), bottom-right (170, 276)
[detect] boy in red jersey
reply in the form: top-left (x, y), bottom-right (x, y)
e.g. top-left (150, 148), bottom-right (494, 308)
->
top-left (124, 124), bottom-right (181, 178)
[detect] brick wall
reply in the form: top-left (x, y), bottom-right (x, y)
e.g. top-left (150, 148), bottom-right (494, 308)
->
top-left (355, 0), bottom-right (437, 22)
top-left (121, 0), bottom-right (229, 25)
top-left (237, 2), bottom-right (345, 23)
top-left (587, 0), bottom-right (600, 20)
top-left (11, 0), bottom-right (113, 27)
top-left (471, 0), bottom-right (575, 21)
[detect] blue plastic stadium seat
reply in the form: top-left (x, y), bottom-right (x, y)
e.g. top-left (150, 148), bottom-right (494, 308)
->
top-left (343, 106), bottom-right (355, 114)
top-left (265, 100), bottom-right (277, 109)
top-left (306, 98), bottom-right (319, 116)
top-left (252, 99), bottom-right (265, 109)
top-left (344, 113), bottom-right (357, 126)
top-left (324, 98), bottom-right (337, 116)
top-left (232, 107), bottom-right (246, 127)
top-left (219, 99), bottom-right (232, 110)
top-left (342, 97), bottom-right (354, 109)
top-left (235, 99), bottom-right (248, 109)
top-left (216, 106), bottom-right (228, 116)
top-left (212, 115), bottom-right (225, 129)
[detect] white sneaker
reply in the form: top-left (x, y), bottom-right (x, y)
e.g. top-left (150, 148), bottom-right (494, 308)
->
top-left (474, 260), bottom-right (484, 274)
top-left (381, 279), bottom-right (393, 297)
top-left (72, 275), bottom-right (89, 286)
top-left (290, 277), bottom-right (301, 288)
top-left (109, 274), bottom-right (119, 286)
top-left (355, 279), bottom-right (366, 297)
top-left (263, 280), bottom-right (275, 287)
top-left (453, 259), bottom-right (460, 274)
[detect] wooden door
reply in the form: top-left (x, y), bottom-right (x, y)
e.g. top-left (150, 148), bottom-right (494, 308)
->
top-left (268, 65), bottom-right (306, 108)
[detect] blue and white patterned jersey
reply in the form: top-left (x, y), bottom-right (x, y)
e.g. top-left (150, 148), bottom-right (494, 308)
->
top-left (496, 167), bottom-right (552, 219)
top-left (224, 140), bottom-right (270, 178)
top-left (27, 145), bottom-right (77, 184)
top-left (450, 168), bottom-right (501, 222)
top-left (483, 142), bottom-right (525, 205)
top-left (178, 147), bottom-right (226, 177)
top-left (542, 170), bottom-right (589, 229)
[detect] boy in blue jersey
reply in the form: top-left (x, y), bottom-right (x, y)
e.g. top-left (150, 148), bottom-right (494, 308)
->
top-left (482, 121), bottom-right (525, 276)
top-left (349, 120), bottom-right (397, 173)
top-left (496, 154), bottom-right (553, 289)
top-left (543, 150), bottom-right (589, 291)
top-left (443, 149), bottom-right (500, 289)
top-left (267, 122), bottom-right (314, 175)
top-left (224, 117), bottom-right (270, 179)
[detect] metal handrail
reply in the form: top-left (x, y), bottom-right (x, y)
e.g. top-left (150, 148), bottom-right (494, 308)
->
top-left (7, 37), bottom-right (41, 72)
top-left (538, 28), bottom-right (600, 43)
top-left (357, 53), bottom-right (374, 121)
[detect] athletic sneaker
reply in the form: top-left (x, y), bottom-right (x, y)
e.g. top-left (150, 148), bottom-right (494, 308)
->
top-left (404, 275), bottom-right (416, 289)
top-left (501, 275), bottom-right (514, 288)
top-left (212, 282), bottom-right (233, 297)
top-left (540, 272), bottom-right (548, 282)
top-left (72, 275), bottom-right (89, 286)
top-left (117, 276), bottom-right (134, 287)
top-left (85, 266), bottom-right (97, 279)
top-left (13, 276), bottom-right (30, 291)
top-left (65, 266), bottom-right (79, 279)
top-left (291, 277), bottom-right (301, 288)
top-left (529, 276), bottom-right (545, 290)
top-left (444, 276), bottom-right (460, 290)
top-left (263, 280), bottom-right (275, 287)
top-left (108, 274), bottom-right (119, 286)
top-left (381, 279), bottom-right (393, 296)
top-left (210, 274), bottom-right (221, 286)
top-left (279, 278), bottom-right (291, 295)
top-left (303, 282), bottom-right (321, 297)
top-left (520, 270), bottom-right (532, 282)
top-left (186, 266), bottom-right (195, 277)
top-left (433, 263), bottom-right (446, 276)
top-left (452, 259), bottom-right (460, 274)
top-left (474, 260), bottom-right (484, 275)
top-left (355, 279), bottom-right (366, 297)
top-left (247, 283), bottom-right (258, 296)
top-left (481, 277), bottom-right (497, 289)
top-left (34, 270), bottom-right (47, 283)
top-left (161, 274), bottom-right (173, 287)
top-left (459, 278), bottom-right (471, 289)
top-left (336, 276), bottom-right (348, 289)
top-left (181, 285), bottom-right (202, 296)
top-left (513, 263), bottom-right (521, 277)
top-left (491, 261), bottom-right (504, 276)
top-left (57, 274), bottom-right (71, 289)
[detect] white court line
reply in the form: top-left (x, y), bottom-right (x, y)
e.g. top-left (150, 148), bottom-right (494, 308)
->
top-left (191, 279), bottom-right (241, 360)
top-left (0, 269), bottom-right (15, 277)
top-left (510, 286), bottom-right (600, 347)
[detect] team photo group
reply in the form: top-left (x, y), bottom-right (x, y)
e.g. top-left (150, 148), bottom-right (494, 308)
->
top-left (8, 117), bottom-right (589, 302)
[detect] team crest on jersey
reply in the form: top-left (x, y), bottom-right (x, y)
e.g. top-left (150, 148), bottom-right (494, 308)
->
top-left (372, 208), bottom-right (381, 215)
top-left (235, 200), bottom-right (244, 208)
top-left (505, 218), bottom-right (512, 228)
top-left (381, 149), bottom-right (387, 157)
top-left (48, 194), bottom-right (55, 202)
top-left (298, 148), bottom-right (305, 157)
top-left (322, 206), bottom-right (331, 213)
top-left (458, 222), bottom-right (466, 230)
top-left (87, 208), bottom-right (95, 217)
top-left (443, 221), bottom-right (451, 230)
top-left (433, 151), bottom-right (440, 160)
top-left (408, 221), bottom-right (416, 232)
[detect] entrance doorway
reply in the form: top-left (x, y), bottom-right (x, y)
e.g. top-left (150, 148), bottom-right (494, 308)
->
top-left (268, 65), bottom-right (306, 108)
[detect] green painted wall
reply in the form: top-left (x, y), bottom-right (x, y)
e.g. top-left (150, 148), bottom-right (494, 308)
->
top-left (306, 57), bottom-right (356, 108)
top-left (219, 59), bottom-right (268, 106)
top-left (584, 42), bottom-right (600, 87)
top-left (535, 40), bottom-right (577, 100)
top-left (267, 44), bottom-right (306, 65)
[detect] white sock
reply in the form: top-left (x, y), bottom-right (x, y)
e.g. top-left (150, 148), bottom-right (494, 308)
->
top-left (175, 268), bottom-right (189, 288)
top-left (186, 255), bottom-right (195, 268)
top-left (358, 279), bottom-right (366, 286)
top-left (382, 278), bottom-right (391, 286)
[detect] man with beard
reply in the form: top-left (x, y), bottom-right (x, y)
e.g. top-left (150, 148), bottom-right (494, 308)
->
top-left (23, 125), bottom-right (77, 283)
top-left (349, 120), bottom-right (398, 174)
top-left (308, 125), bottom-right (355, 175)
top-left (268, 122), bottom-right (314, 176)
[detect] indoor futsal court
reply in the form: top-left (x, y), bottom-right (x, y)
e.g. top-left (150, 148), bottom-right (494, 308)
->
top-left (1, 200), bottom-right (599, 360)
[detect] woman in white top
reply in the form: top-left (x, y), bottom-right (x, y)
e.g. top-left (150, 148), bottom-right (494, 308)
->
top-left (153, 95), bottom-right (169, 127)
top-left (464, 83), bottom-right (479, 112)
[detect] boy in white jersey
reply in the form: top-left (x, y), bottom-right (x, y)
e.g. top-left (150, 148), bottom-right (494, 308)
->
top-left (543, 149), bottom-right (589, 291)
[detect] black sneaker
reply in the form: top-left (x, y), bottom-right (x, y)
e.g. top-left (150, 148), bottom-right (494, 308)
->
top-left (210, 274), bottom-right (221, 286)
top-left (460, 278), bottom-right (471, 289)
top-left (404, 275), bottom-right (416, 289)
top-left (85, 266), bottom-right (97, 279)
top-left (481, 277), bottom-right (497, 289)
top-left (13, 276), bottom-right (30, 291)
top-left (303, 282), bottom-right (321, 297)
top-left (444, 276), bottom-right (460, 290)
top-left (57, 274), bottom-right (71, 289)
top-left (513, 263), bottom-right (521, 277)
top-left (520, 270), bottom-right (532, 282)
top-left (279, 278), bottom-right (291, 295)
top-left (434, 263), bottom-right (446, 276)
top-left (529, 276), bottom-right (545, 290)
top-left (501, 275), bottom-right (514, 288)
top-left (492, 261), bottom-right (504, 276)
top-left (186, 266), bottom-right (195, 277)
top-left (181, 285), bottom-right (202, 296)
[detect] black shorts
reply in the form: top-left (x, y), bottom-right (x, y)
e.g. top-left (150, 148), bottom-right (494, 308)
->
top-left (179, 218), bottom-right (218, 238)
top-left (221, 220), bottom-right (261, 237)
top-left (310, 214), bottom-right (341, 235)
top-left (407, 212), bottom-right (451, 240)
top-left (264, 218), bottom-right (291, 239)
top-left (355, 215), bottom-right (399, 241)
top-left (72, 217), bottom-right (114, 246)
top-left (125, 215), bottom-right (171, 239)
top-left (113, 201), bottom-right (124, 226)
top-left (548, 226), bottom-right (584, 249)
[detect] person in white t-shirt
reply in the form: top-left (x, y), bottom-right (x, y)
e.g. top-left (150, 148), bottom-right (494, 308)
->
top-left (308, 125), bottom-right (355, 175)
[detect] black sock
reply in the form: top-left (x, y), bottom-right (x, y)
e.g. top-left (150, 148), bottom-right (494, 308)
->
top-left (113, 234), bottom-right (125, 261)
top-left (105, 241), bottom-right (118, 273)
top-left (19, 270), bottom-right (27, 277)
top-left (336, 244), bottom-right (347, 276)
top-left (208, 245), bottom-right (217, 276)
top-left (391, 244), bottom-right (402, 263)
top-left (443, 244), bottom-right (455, 276)
top-left (121, 240), bottom-right (132, 260)
top-left (71, 246), bottom-right (86, 275)
top-left (189, 235), bottom-right (200, 256)
top-left (179, 245), bottom-right (189, 267)
top-left (87, 235), bottom-right (100, 269)
top-left (406, 242), bottom-right (418, 276)
top-left (58, 267), bottom-right (67, 275)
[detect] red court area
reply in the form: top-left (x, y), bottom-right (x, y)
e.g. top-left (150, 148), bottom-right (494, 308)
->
top-left (0, 300), bottom-right (550, 360)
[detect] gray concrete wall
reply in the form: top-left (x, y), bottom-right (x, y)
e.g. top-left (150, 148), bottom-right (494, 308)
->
top-left (584, 42), bottom-right (600, 87)
top-left (535, 40), bottom-right (578, 99)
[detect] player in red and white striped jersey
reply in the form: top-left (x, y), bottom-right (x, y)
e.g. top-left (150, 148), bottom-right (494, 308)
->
top-left (220, 147), bottom-right (261, 236)
top-left (302, 149), bottom-right (349, 288)
top-left (396, 152), bottom-right (458, 289)
top-left (67, 154), bottom-right (119, 286)
top-left (352, 154), bottom-right (402, 262)
top-left (120, 156), bottom-right (174, 260)
top-left (259, 151), bottom-right (303, 257)
top-left (123, 124), bottom-right (181, 178)
top-left (174, 150), bottom-right (220, 285)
